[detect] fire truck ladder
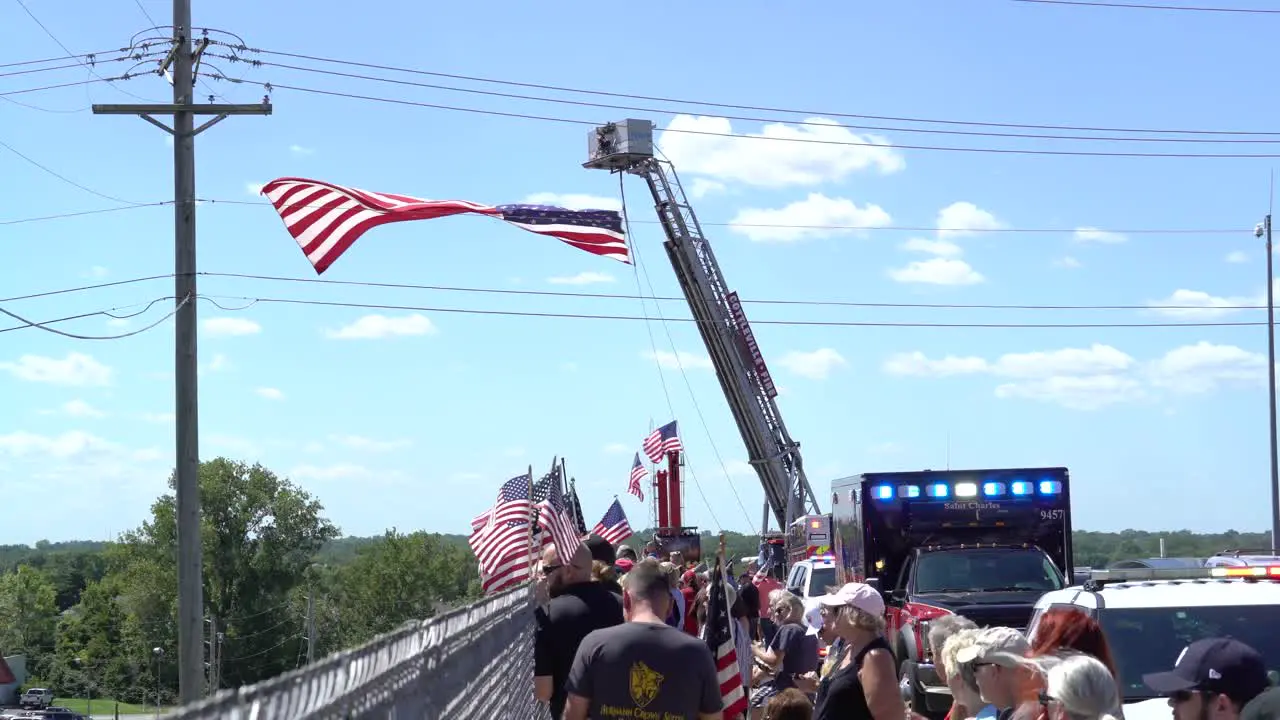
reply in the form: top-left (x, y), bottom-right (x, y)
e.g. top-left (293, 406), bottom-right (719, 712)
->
top-left (584, 119), bottom-right (821, 535)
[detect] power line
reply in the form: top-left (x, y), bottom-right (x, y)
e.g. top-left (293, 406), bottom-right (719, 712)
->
top-left (213, 41), bottom-right (1280, 138)
top-left (0, 296), bottom-right (179, 337)
top-left (0, 137), bottom-right (150, 204)
top-left (12, 0), bottom-right (158, 102)
top-left (198, 271), bottom-right (1265, 311)
top-left (1012, 0), bottom-right (1280, 13)
top-left (212, 78), bottom-right (1280, 160)
top-left (0, 48), bottom-right (141, 69)
top-left (197, 294), bottom-right (1268, 329)
top-left (0, 74), bottom-right (142, 98)
top-left (214, 52), bottom-right (1280, 147)
top-left (0, 273), bottom-right (173, 303)
top-left (0, 202), bottom-right (171, 225)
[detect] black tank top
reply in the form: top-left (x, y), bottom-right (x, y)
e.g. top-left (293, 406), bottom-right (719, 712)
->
top-left (812, 636), bottom-right (894, 720)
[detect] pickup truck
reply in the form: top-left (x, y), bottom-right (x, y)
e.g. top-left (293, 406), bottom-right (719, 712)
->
top-left (19, 687), bottom-right (53, 709)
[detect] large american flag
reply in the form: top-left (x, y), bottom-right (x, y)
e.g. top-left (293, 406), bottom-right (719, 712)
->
top-left (628, 452), bottom-right (647, 502)
top-left (705, 556), bottom-right (748, 718)
top-left (468, 473), bottom-right (540, 594)
top-left (260, 177), bottom-right (630, 274)
top-left (533, 468), bottom-right (584, 559)
top-left (591, 499), bottom-right (633, 545)
top-left (642, 420), bottom-right (684, 464)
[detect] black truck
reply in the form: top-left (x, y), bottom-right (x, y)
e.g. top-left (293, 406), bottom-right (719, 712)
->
top-left (830, 467), bottom-right (1072, 718)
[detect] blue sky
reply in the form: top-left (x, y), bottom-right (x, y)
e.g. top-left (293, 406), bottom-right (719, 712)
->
top-left (3, 0), bottom-right (1278, 545)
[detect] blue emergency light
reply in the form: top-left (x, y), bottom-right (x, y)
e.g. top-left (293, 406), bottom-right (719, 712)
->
top-left (898, 484), bottom-right (921, 499)
top-left (926, 483), bottom-right (949, 498)
top-left (983, 482), bottom-right (1006, 497)
top-left (872, 485), bottom-right (893, 500)
top-left (1010, 480), bottom-right (1033, 496)
top-left (1039, 479), bottom-right (1063, 495)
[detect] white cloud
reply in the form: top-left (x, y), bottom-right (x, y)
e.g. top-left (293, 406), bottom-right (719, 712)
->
top-left (688, 178), bottom-right (726, 199)
top-left (883, 341), bottom-right (1267, 410)
top-left (1146, 287), bottom-right (1260, 319)
top-left (775, 349), bottom-right (847, 380)
top-left (1225, 251), bottom-right (1249, 264)
top-left (203, 317), bottom-right (262, 337)
top-left (657, 114), bottom-right (904, 188)
top-left (728, 194), bottom-right (892, 243)
top-left (1147, 342), bottom-right (1269, 394)
top-left (888, 258), bottom-right (985, 285)
top-left (602, 442), bottom-right (631, 455)
top-left (547, 271), bottom-right (615, 285)
top-left (902, 238), bottom-right (962, 257)
top-left (289, 144), bottom-right (314, 156)
top-left (522, 192), bottom-right (621, 211)
top-left (722, 459), bottom-right (756, 478)
top-left (325, 314), bottom-right (437, 340)
top-left (246, 182), bottom-right (265, 196)
top-left (1073, 227), bottom-right (1127, 244)
top-left (937, 202), bottom-right (1004, 239)
top-left (1053, 256), bottom-right (1083, 269)
top-left (255, 387), bottom-right (285, 400)
top-left (60, 400), bottom-right (105, 418)
top-left (0, 430), bottom-right (153, 462)
top-left (0, 353), bottom-right (112, 386)
top-left (329, 434), bottom-right (410, 452)
top-left (644, 349), bottom-right (714, 371)
top-left (291, 464), bottom-right (372, 481)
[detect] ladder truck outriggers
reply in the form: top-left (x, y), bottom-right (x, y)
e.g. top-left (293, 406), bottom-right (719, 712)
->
top-left (584, 119), bottom-right (823, 577)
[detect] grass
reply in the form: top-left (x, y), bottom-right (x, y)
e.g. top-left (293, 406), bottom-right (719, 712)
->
top-left (51, 698), bottom-right (170, 715)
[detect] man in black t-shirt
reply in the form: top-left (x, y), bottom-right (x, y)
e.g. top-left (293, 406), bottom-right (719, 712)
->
top-left (563, 558), bottom-right (723, 720)
top-left (534, 541), bottom-right (625, 719)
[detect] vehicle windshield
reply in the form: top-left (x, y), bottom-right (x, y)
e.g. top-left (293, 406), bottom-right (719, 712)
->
top-left (1101, 605), bottom-right (1280, 702)
top-left (810, 566), bottom-right (837, 594)
top-left (914, 548), bottom-right (1064, 594)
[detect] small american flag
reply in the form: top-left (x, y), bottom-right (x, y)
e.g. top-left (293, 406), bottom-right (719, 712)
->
top-left (628, 452), bottom-right (647, 502)
top-left (591, 499), bottom-right (633, 545)
top-left (642, 420), bottom-right (684, 464)
top-left (566, 481), bottom-right (589, 536)
top-left (705, 556), bottom-right (747, 717)
top-left (260, 177), bottom-right (630, 274)
top-left (533, 468), bottom-right (584, 558)
top-left (468, 473), bottom-right (539, 594)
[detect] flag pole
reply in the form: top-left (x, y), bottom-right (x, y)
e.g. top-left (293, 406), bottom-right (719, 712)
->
top-left (527, 464), bottom-right (539, 581)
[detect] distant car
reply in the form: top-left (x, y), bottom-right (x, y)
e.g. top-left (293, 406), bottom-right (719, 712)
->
top-left (18, 688), bottom-right (52, 709)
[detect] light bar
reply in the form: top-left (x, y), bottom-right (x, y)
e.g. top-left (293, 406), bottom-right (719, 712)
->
top-left (1039, 480), bottom-right (1063, 495)
top-left (954, 482), bottom-right (978, 498)
top-left (898, 484), bottom-right (921, 499)
top-left (869, 476), bottom-right (1066, 501)
top-left (1087, 565), bottom-right (1280, 583)
top-left (926, 483), bottom-right (949, 498)
top-left (983, 482), bottom-right (1006, 497)
top-left (1010, 480), bottom-right (1033, 496)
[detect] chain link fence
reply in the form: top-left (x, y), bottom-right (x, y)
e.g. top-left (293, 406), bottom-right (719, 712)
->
top-left (163, 585), bottom-right (551, 720)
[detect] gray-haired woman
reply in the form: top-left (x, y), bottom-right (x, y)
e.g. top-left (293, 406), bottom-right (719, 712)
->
top-left (749, 591), bottom-right (819, 719)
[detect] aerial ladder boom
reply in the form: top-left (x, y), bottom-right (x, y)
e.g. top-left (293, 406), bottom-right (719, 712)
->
top-left (584, 119), bottom-right (821, 535)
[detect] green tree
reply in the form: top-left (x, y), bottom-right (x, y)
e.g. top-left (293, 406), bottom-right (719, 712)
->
top-left (0, 564), bottom-right (59, 675)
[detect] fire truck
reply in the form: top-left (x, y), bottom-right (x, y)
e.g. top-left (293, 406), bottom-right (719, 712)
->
top-left (586, 120), bottom-right (822, 577)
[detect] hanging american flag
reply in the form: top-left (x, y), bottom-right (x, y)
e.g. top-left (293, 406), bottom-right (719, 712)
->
top-left (260, 177), bottom-right (630, 274)
top-left (642, 420), bottom-right (684, 463)
top-left (705, 555), bottom-right (748, 718)
top-left (592, 498), bottom-right (633, 545)
top-left (533, 467), bottom-right (584, 558)
top-left (628, 453), bottom-right (647, 502)
top-left (468, 473), bottom-right (539, 594)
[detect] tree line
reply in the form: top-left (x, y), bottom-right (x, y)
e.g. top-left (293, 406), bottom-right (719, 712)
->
top-left (0, 457), bottom-right (1268, 705)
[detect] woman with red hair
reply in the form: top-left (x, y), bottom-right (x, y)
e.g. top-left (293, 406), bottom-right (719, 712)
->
top-left (1029, 607), bottom-right (1120, 679)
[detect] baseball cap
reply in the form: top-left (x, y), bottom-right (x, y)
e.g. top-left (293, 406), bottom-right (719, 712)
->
top-left (803, 598), bottom-right (824, 637)
top-left (583, 534), bottom-right (616, 565)
top-left (615, 557), bottom-right (634, 573)
top-left (1243, 687), bottom-right (1280, 720)
top-left (816, 582), bottom-right (885, 617)
top-left (1143, 637), bottom-right (1270, 705)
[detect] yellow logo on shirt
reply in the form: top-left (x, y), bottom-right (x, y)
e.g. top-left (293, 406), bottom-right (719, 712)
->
top-left (628, 661), bottom-right (664, 708)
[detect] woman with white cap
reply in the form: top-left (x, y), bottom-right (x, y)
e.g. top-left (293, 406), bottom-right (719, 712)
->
top-left (810, 582), bottom-right (900, 720)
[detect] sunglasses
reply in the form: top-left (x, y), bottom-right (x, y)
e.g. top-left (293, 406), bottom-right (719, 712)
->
top-left (541, 564), bottom-right (563, 575)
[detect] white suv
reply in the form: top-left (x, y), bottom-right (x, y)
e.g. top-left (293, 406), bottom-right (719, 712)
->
top-left (1028, 565), bottom-right (1280, 720)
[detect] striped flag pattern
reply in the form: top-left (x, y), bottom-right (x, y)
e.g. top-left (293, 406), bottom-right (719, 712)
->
top-left (260, 177), bottom-right (630, 274)
top-left (533, 468), bottom-right (584, 559)
top-left (705, 555), bottom-right (747, 717)
top-left (628, 453), bottom-right (647, 502)
top-left (468, 473), bottom-right (540, 594)
top-left (591, 499), bottom-right (633, 545)
top-left (642, 420), bottom-right (684, 463)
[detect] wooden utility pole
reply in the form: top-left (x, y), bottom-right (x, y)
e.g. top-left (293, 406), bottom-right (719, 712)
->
top-left (92, 0), bottom-right (271, 702)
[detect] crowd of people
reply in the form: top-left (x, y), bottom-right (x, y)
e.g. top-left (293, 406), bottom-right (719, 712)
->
top-left (531, 535), bottom-right (1280, 720)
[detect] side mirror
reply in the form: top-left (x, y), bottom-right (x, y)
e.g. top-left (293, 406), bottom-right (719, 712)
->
top-left (889, 588), bottom-right (908, 602)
